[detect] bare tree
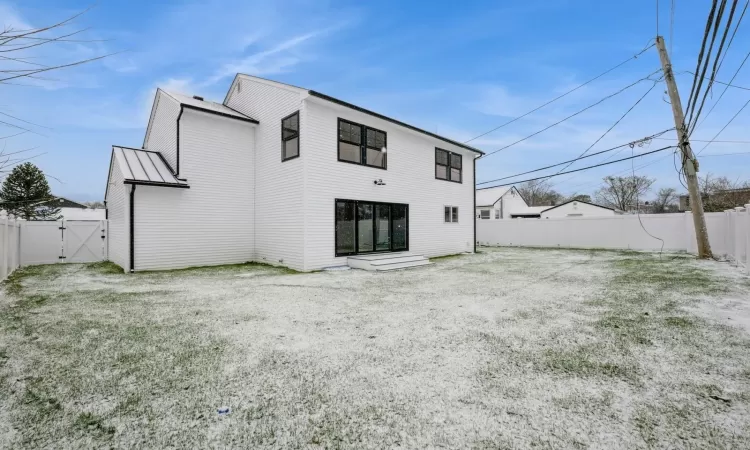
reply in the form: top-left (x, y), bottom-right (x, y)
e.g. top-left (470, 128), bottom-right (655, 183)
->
top-left (651, 187), bottom-right (678, 214)
top-left (594, 175), bottom-right (655, 212)
top-left (85, 200), bottom-right (105, 209)
top-left (1, 7), bottom-right (115, 175)
top-left (516, 179), bottom-right (564, 206)
top-left (698, 173), bottom-right (750, 212)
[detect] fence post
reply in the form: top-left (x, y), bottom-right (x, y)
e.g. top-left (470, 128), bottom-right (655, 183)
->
top-left (745, 204), bottom-right (750, 273)
top-left (1, 211), bottom-right (7, 280)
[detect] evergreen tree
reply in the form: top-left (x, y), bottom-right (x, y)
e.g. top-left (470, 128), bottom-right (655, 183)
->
top-left (0, 163), bottom-right (59, 220)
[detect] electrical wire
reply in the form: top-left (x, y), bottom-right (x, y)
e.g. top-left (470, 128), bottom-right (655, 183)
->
top-left (632, 144), bottom-right (665, 258)
top-left (681, 70), bottom-right (750, 90)
top-left (685, 0), bottom-right (728, 128)
top-left (477, 146), bottom-right (675, 189)
top-left (476, 130), bottom-right (673, 186)
top-left (551, 80), bottom-right (661, 176)
top-left (701, 151), bottom-right (750, 156)
top-left (685, 0), bottom-right (719, 124)
top-left (690, 2), bottom-right (750, 132)
top-left (479, 70), bottom-right (661, 160)
top-left (688, 0), bottom-right (739, 134)
top-left (697, 97), bottom-right (750, 154)
top-left (462, 43), bottom-right (656, 144)
top-left (670, 0), bottom-right (676, 56)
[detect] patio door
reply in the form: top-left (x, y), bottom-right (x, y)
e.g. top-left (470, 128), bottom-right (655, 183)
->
top-left (335, 199), bottom-right (408, 257)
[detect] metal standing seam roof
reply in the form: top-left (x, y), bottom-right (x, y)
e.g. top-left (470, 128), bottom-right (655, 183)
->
top-left (113, 146), bottom-right (189, 188)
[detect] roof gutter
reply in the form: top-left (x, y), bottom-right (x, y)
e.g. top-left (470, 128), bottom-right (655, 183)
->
top-left (307, 90), bottom-right (484, 155)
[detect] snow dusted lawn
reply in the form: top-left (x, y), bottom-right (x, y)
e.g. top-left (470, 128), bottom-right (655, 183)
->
top-left (1, 248), bottom-right (750, 449)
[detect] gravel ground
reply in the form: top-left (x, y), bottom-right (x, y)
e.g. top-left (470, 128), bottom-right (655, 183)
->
top-left (1, 248), bottom-right (750, 449)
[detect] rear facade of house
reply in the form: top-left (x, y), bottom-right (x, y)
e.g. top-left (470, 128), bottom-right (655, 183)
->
top-left (105, 75), bottom-right (481, 272)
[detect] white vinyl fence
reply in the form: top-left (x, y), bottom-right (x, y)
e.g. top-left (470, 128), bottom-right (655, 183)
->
top-left (477, 207), bottom-right (750, 272)
top-left (20, 220), bottom-right (108, 266)
top-left (0, 212), bottom-right (22, 281)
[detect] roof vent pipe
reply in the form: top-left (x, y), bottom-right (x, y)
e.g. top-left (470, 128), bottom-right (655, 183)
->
top-left (193, 95), bottom-right (204, 101)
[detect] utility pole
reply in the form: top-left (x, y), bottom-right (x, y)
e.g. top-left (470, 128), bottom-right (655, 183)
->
top-left (655, 36), bottom-right (713, 258)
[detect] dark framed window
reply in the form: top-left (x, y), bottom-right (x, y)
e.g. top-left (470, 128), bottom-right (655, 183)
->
top-left (282, 111), bottom-right (299, 161)
top-left (435, 148), bottom-right (462, 183)
top-left (444, 206), bottom-right (459, 223)
top-left (480, 210), bottom-right (490, 220)
top-left (338, 118), bottom-right (386, 169)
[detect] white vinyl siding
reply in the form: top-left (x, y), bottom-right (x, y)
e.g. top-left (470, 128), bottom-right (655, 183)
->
top-left (133, 110), bottom-right (255, 271)
top-left (302, 99), bottom-right (475, 271)
top-left (105, 157), bottom-right (128, 271)
top-left (143, 90), bottom-right (180, 173)
top-left (225, 76), bottom-right (305, 270)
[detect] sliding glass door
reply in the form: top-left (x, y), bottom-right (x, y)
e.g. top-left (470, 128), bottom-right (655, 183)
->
top-left (335, 199), bottom-right (409, 257)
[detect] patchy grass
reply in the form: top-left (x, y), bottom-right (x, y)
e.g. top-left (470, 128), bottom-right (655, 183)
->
top-left (1, 248), bottom-right (749, 448)
top-left (429, 253), bottom-right (467, 262)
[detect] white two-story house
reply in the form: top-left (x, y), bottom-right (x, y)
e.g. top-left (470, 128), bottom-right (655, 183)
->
top-left (104, 75), bottom-right (483, 272)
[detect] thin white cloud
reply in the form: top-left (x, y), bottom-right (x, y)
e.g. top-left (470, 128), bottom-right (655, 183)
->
top-left (202, 28), bottom-right (333, 86)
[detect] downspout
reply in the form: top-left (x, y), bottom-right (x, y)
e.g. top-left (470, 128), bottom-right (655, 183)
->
top-left (176, 106), bottom-right (184, 177)
top-left (473, 157), bottom-right (477, 253)
top-left (129, 185), bottom-right (136, 273)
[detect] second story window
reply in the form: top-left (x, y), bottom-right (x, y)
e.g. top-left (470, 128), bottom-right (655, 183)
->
top-left (338, 118), bottom-right (387, 169)
top-left (435, 148), bottom-right (462, 183)
top-left (282, 111), bottom-right (299, 161)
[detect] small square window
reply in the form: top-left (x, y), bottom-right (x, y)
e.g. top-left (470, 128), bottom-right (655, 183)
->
top-left (480, 210), bottom-right (490, 220)
top-left (445, 206), bottom-right (459, 223)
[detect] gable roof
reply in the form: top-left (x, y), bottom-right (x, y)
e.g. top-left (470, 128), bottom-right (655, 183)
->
top-left (162, 90), bottom-right (258, 123)
top-left (225, 73), bottom-right (484, 155)
top-left (476, 186), bottom-right (513, 207)
top-left (539, 199), bottom-right (615, 213)
top-left (37, 196), bottom-right (88, 209)
top-left (112, 146), bottom-right (189, 189)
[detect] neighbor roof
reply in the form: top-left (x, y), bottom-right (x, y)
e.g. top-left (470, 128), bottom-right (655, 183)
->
top-left (162, 90), bottom-right (258, 123)
top-left (226, 74), bottom-right (484, 155)
top-left (37, 196), bottom-right (88, 209)
top-left (539, 199), bottom-right (615, 213)
top-left (476, 186), bottom-right (513, 207)
top-left (112, 146), bottom-right (189, 188)
top-left (509, 206), bottom-right (550, 216)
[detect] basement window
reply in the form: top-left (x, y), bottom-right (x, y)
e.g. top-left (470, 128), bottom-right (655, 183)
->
top-left (281, 111), bottom-right (299, 161)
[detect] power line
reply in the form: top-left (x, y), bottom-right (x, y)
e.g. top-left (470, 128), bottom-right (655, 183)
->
top-left (690, 1), bottom-right (750, 132)
top-left (654, 137), bottom-right (750, 143)
top-left (688, 0), bottom-right (739, 133)
top-left (551, 81), bottom-right (661, 176)
top-left (685, 0), bottom-right (728, 128)
top-left (476, 129), bottom-right (673, 186)
top-left (701, 151), bottom-right (750, 156)
top-left (479, 70), bottom-right (661, 160)
top-left (476, 146), bottom-right (675, 189)
top-left (462, 43), bottom-right (656, 144)
top-left (684, 0), bottom-right (720, 125)
top-left (697, 97), bottom-right (750, 154)
top-left (681, 71), bottom-right (750, 90)
top-left (670, 0), bottom-right (676, 56)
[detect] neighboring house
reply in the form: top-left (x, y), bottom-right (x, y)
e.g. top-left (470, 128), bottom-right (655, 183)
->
top-left (539, 200), bottom-right (616, 218)
top-left (36, 197), bottom-right (106, 220)
top-left (475, 186), bottom-right (528, 220)
top-left (505, 200), bottom-right (616, 219)
top-left (104, 76), bottom-right (483, 272)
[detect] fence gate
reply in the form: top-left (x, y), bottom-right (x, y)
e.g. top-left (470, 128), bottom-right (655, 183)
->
top-left (20, 220), bottom-right (107, 266)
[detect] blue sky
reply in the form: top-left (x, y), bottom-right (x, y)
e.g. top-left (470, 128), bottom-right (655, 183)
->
top-left (2, 0), bottom-right (749, 202)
